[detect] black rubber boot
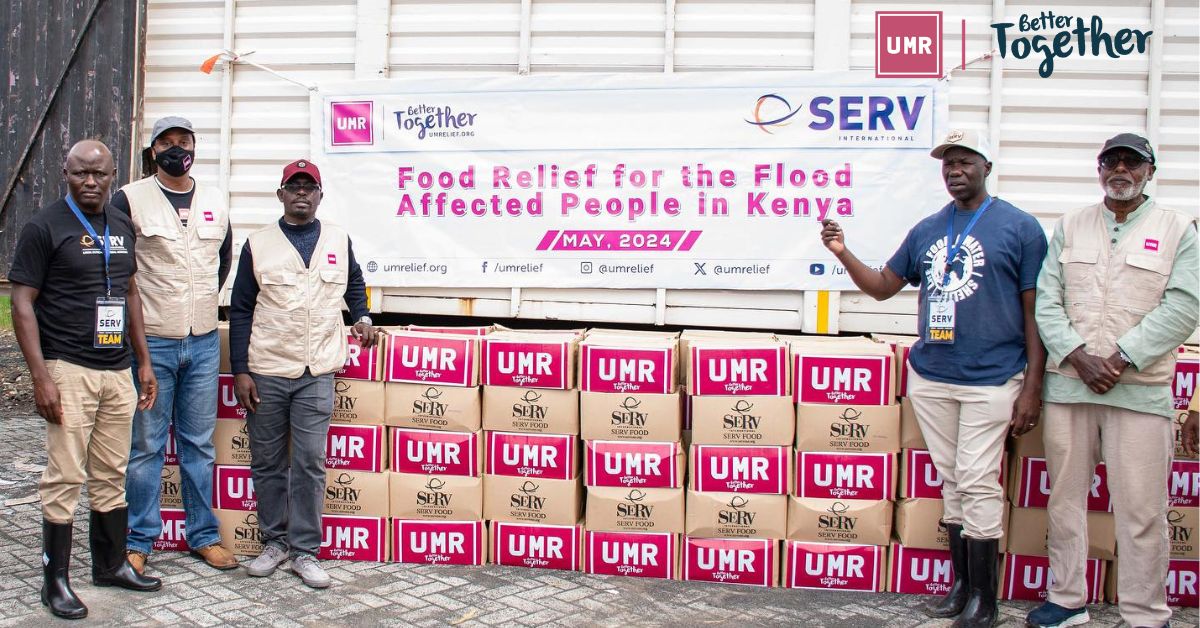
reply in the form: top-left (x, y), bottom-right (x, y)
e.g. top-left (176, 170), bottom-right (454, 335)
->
top-left (926, 523), bottom-right (969, 618)
top-left (41, 519), bottom-right (88, 619)
top-left (953, 536), bottom-right (999, 628)
top-left (89, 508), bottom-right (162, 591)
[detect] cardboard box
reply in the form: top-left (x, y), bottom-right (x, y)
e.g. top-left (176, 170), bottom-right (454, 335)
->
top-left (165, 426), bottom-right (177, 465)
top-left (1009, 418), bottom-right (1045, 459)
top-left (792, 339), bottom-right (895, 405)
top-left (392, 519), bottom-right (486, 566)
top-left (782, 541), bottom-right (887, 592)
top-left (1174, 346), bottom-right (1198, 410)
top-left (490, 520), bottom-right (582, 571)
top-left (1170, 458), bottom-right (1199, 508)
top-left (323, 470), bottom-right (390, 518)
top-left (486, 431), bottom-right (577, 480)
top-left (391, 428), bottom-right (481, 477)
top-left (154, 508), bottom-right (188, 552)
top-left (684, 490), bottom-right (788, 540)
top-left (318, 514), bottom-right (389, 562)
top-left (892, 499), bottom-right (1010, 553)
top-left (218, 322), bottom-right (231, 374)
top-left (213, 418), bottom-right (252, 466)
top-left (691, 445), bottom-right (791, 494)
top-left (580, 391), bottom-right (682, 442)
top-left (795, 403), bottom-right (900, 453)
top-left (1005, 507), bottom-right (1115, 560)
top-left (482, 386), bottom-right (579, 435)
top-left (585, 440), bottom-right (684, 489)
top-left (1167, 558), bottom-right (1200, 607)
top-left (690, 395), bottom-right (795, 446)
top-left (389, 472), bottom-right (484, 521)
top-left (1000, 553), bottom-right (1104, 603)
top-left (216, 509), bottom-right (263, 557)
top-left (794, 451), bottom-right (896, 501)
top-left (871, 334), bottom-right (915, 398)
top-left (585, 486), bottom-right (685, 534)
top-left (481, 332), bottom-right (579, 390)
top-left (332, 379), bottom-right (386, 426)
top-left (682, 536), bottom-right (778, 587)
top-left (1176, 410), bottom-right (1199, 460)
top-left (679, 330), bottom-right (777, 388)
top-left (899, 398), bottom-right (925, 450)
top-left (578, 337), bottom-right (676, 395)
top-left (583, 530), bottom-right (679, 580)
top-left (326, 424), bottom-right (386, 473)
top-left (1169, 506), bottom-right (1199, 559)
top-left (786, 497), bottom-right (892, 547)
top-left (212, 465), bottom-right (256, 511)
top-left (337, 331), bottom-right (383, 381)
top-left (160, 465), bottom-right (182, 509)
top-left (384, 382), bottom-right (481, 432)
top-left (1010, 457), bottom-right (1112, 512)
top-left (217, 373), bottom-right (247, 419)
top-left (900, 448), bottom-right (1005, 500)
top-left (686, 340), bottom-right (790, 397)
top-left (887, 543), bottom-right (954, 596)
top-left (483, 474), bottom-right (582, 526)
top-left (383, 331), bottom-right (479, 386)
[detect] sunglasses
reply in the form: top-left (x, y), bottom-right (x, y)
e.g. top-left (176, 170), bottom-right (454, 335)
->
top-left (1098, 153), bottom-right (1150, 170)
top-left (281, 181), bottom-right (321, 193)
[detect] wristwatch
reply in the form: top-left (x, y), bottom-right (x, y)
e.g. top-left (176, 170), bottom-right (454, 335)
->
top-left (356, 315), bottom-right (373, 327)
top-left (1118, 348), bottom-right (1133, 366)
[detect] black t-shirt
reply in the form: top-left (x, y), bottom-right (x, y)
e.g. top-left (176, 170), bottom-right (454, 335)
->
top-left (7, 199), bottom-right (138, 370)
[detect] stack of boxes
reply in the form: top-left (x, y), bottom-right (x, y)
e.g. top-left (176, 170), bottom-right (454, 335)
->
top-left (209, 322), bottom-right (263, 557)
top-left (1164, 348), bottom-right (1199, 609)
top-left (787, 337), bottom-right (896, 593)
top-left (579, 330), bottom-right (685, 580)
top-left (481, 330), bottom-right (584, 571)
top-left (384, 328), bottom-right (486, 566)
top-left (682, 333), bottom-right (792, 587)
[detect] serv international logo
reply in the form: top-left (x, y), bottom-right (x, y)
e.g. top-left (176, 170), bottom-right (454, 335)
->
top-left (875, 12), bottom-right (943, 78)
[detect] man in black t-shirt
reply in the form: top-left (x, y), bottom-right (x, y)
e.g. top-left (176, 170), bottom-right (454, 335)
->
top-left (8, 140), bottom-right (163, 619)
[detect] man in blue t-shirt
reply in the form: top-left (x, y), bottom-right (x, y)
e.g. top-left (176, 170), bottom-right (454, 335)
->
top-left (821, 129), bottom-right (1047, 628)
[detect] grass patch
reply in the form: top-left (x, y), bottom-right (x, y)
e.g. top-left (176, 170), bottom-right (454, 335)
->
top-left (0, 295), bottom-right (11, 331)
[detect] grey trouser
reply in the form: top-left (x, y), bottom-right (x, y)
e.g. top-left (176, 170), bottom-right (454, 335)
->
top-left (247, 371), bottom-right (333, 557)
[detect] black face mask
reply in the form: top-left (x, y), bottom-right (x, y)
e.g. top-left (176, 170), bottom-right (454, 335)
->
top-left (154, 145), bottom-right (194, 177)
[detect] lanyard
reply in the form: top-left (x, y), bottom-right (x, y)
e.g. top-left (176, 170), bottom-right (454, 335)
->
top-left (941, 196), bottom-right (993, 288)
top-left (65, 194), bottom-right (112, 297)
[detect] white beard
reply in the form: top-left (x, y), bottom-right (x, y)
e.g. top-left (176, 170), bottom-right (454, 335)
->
top-left (1104, 178), bottom-right (1146, 202)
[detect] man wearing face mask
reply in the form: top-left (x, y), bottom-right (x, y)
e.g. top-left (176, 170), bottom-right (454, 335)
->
top-left (1028, 134), bottom-right (1198, 628)
top-left (228, 160), bottom-right (375, 589)
top-left (110, 117), bottom-right (237, 574)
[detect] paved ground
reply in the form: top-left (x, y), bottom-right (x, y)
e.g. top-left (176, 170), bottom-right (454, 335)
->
top-left (0, 414), bottom-right (1195, 627)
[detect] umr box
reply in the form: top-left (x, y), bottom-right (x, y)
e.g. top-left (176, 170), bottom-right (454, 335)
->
top-left (481, 331), bottom-right (579, 390)
top-left (682, 536), bottom-right (778, 588)
top-left (1009, 456), bottom-right (1112, 512)
top-left (578, 335), bottom-right (677, 395)
top-left (393, 519), bottom-right (486, 566)
top-left (795, 403), bottom-right (900, 453)
top-left (322, 470), bottom-right (390, 518)
top-left (155, 508), bottom-right (188, 552)
top-left (217, 374), bottom-right (247, 419)
top-left (893, 498), bottom-right (1010, 553)
top-left (486, 431), bottom-right (577, 480)
top-left (583, 530), bottom-right (679, 580)
top-left (586, 486), bottom-right (684, 534)
top-left (385, 382), bottom-right (481, 432)
top-left (337, 330), bottom-right (383, 381)
top-left (691, 444), bottom-right (792, 494)
top-left (580, 391), bottom-right (682, 443)
top-left (685, 490), bottom-right (788, 540)
top-left (389, 472), bottom-right (483, 521)
top-left (870, 334), bottom-right (915, 398)
top-left (391, 428), bottom-right (481, 476)
top-left (585, 440), bottom-right (685, 489)
top-left (1000, 554), bottom-right (1104, 604)
top-left (791, 338), bottom-right (894, 406)
top-left (786, 496), bottom-right (892, 547)
top-left (215, 509), bottom-right (263, 557)
top-left (384, 331), bottom-right (479, 386)
top-left (332, 379), bottom-right (386, 426)
top-left (212, 418), bottom-right (252, 466)
top-left (483, 474), bottom-right (583, 526)
top-left (1006, 506), bottom-right (1116, 560)
top-left (1105, 558), bottom-right (1200, 608)
top-left (690, 395), bottom-right (794, 446)
top-left (887, 543), bottom-right (954, 596)
top-left (899, 398), bottom-right (925, 450)
top-left (490, 520), bottom-right (583, 571)
top-left (782, 541), bottom-right (887, 592)
top-left (482, 386), bottom-right (579, 435)
top-left (1168, 506), bottom-right (1199, 559)
top-left (319, 514), bottom-right (389, 562)
top-left (327, 424), bottom-right (386, 473)
top-left (686, 339), bottom-right (790, 397)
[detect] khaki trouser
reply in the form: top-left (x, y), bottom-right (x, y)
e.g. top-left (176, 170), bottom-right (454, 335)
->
top-left (907, 367), bottom-right (1020, 539)
top-left (1044, 402), bottom-right (1172, 627)
top-left (39, 359), bottom-right (137, 523)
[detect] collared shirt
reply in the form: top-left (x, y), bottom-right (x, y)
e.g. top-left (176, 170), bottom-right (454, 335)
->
top-left (1037, 197), bottom-right (1200, 418)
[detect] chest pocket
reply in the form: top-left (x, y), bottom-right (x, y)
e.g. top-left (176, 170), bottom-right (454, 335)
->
top-left (1059, 247), bottom-right (1098, 298)
top-left (137, 224), bottom-right (180, 269)
top-left (1121, 252), bottom-right (1171, 311)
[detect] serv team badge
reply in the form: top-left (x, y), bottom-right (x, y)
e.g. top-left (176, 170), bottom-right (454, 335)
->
top-left (93, 297), bottom-right (126, 349)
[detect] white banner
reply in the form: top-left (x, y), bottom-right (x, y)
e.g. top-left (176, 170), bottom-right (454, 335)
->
top-left (309, 72), bottom-right (949, 290)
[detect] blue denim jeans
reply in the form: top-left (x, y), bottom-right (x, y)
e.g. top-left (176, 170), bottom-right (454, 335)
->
top-left (125, 331), bottom-right (222, 554)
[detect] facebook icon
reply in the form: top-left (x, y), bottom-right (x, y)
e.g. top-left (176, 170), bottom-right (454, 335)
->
top-left (809, 263), bottom-right (825, 275)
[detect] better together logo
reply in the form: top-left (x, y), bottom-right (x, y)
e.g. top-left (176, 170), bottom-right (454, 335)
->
top-left (991, 11), bottom-right (1152, 78)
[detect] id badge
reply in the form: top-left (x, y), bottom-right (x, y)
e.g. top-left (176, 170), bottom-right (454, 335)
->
top-left (94, 297), bottom-right (126, 349)
top-left (926, 293), bottom-right (956, 345)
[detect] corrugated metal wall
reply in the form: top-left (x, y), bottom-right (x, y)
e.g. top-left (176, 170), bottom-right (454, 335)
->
top-left (0, 0), bottom-right (143, 275)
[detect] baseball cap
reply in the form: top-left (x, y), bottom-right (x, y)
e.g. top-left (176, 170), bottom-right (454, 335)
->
top-left (280, 159), bottom-right (322, 187)
top-left (1098, 132), bottom-right (1155, 163)
top-left (148, 116), bottom-right (195, 146)
top-left (929, 129), bottom-right (992, 163)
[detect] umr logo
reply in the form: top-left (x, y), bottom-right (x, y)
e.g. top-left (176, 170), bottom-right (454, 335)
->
top-left (876, 12), bottom-right (943, 78)
top-left (330, 101), bottom-right (374, 146)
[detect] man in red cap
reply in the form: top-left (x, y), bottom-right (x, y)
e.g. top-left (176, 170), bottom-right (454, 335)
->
top-left (228, 159), bottom-right (376, 588)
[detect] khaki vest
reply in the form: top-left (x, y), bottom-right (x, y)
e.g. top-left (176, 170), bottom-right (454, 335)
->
top-left (246, 222), bottom-right (349, 378)
top-left (123, 177), bottom-right (228, 338)
top-left (1048, 200), bottom-right (1194, 385)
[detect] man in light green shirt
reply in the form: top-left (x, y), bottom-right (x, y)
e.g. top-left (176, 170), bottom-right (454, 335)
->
top-left (1028, 133), bottom-right (1198, 628)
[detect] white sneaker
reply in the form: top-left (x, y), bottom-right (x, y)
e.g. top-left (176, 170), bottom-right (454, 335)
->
top-left (290, 554), bottom-right (331, 589)
top-left (244, 544), bottom-right (288, 577)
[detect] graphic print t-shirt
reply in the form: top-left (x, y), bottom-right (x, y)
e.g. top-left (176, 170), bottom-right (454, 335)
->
top-left (886, 198), bottom-right (1048, 386)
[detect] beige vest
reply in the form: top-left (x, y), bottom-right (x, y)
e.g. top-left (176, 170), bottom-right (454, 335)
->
top-left (1048, 200), bottom-right (1194, 385)
top-left (246, 222), bottom-right (350, 378)
top-left (123, 177), bottom-right (228, 338)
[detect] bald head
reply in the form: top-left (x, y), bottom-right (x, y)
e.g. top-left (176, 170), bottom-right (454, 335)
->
top-left (63, 140), bottom-right (116, 213)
